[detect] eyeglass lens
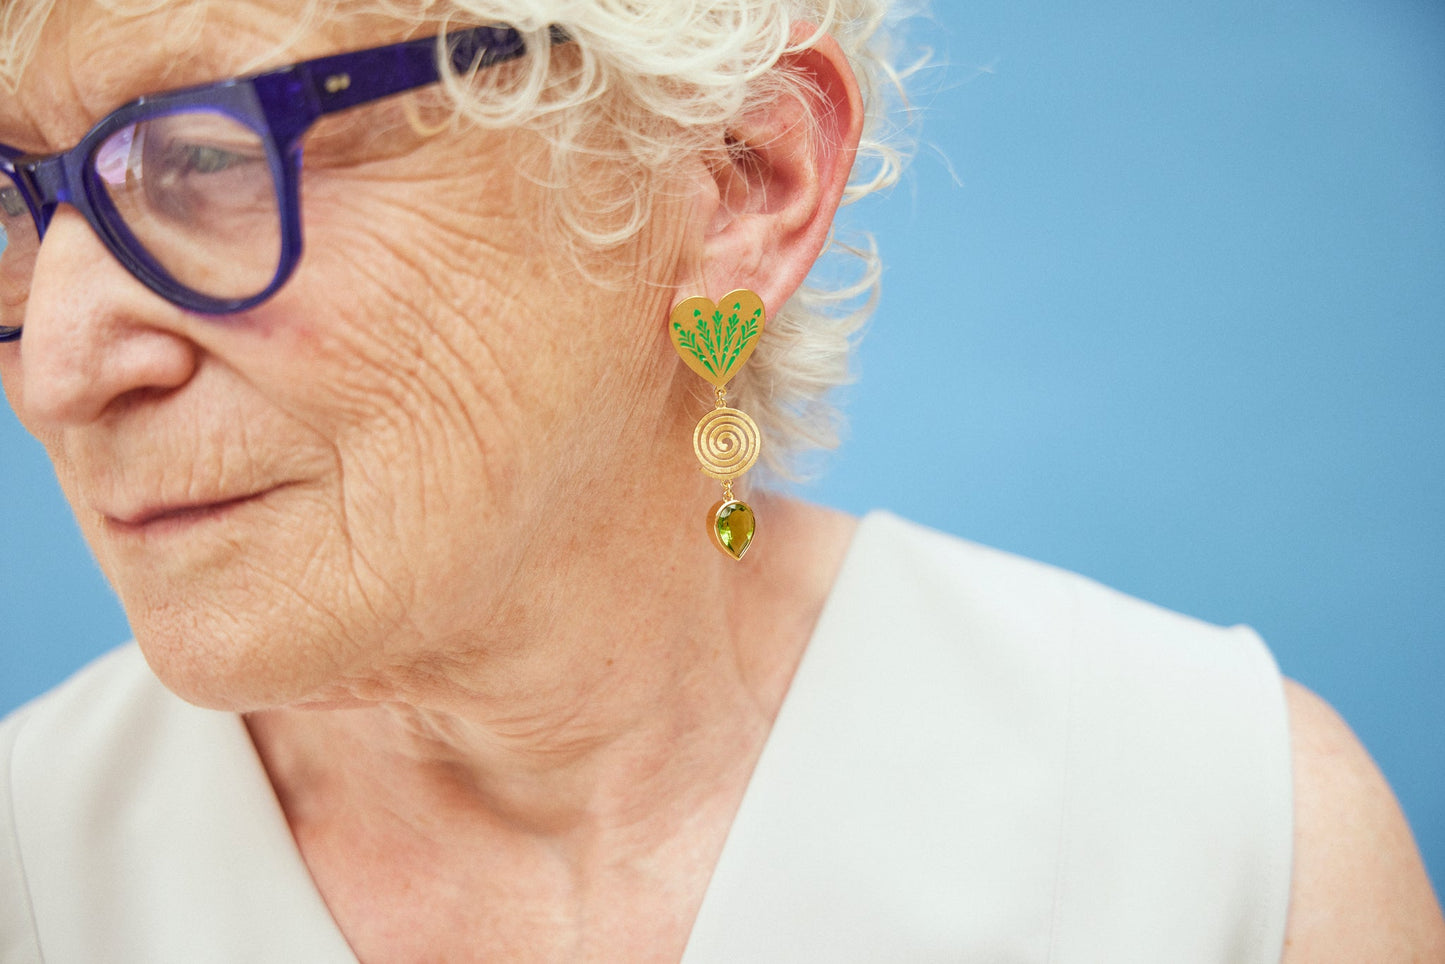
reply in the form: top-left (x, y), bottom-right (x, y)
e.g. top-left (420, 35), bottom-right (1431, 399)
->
top-left (95, 109), bottom-right (283, 303)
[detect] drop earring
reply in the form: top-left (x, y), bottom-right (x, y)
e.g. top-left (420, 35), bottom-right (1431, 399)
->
top-left (668, 289), bottom-right (765, 561)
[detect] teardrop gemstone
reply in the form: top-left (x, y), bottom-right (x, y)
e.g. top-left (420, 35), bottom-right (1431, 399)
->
top-left (709, 499), bottom-right (756, 561)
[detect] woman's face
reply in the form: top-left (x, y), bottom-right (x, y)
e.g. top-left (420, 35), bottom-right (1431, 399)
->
top-left (0, 0), bottom-right (699, 709)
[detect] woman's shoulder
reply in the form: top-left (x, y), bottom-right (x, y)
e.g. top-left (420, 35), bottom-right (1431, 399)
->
top-left (823, 513), bottom-right (1291, 766)
top-left (839, 510), bottom-right (1280, 678)
top-left (1, 644), bottom-right (182, 833)
top-left (1, 644), bottom-right (161, 962)
top-left (1, 644), bottom-right (167, 846)
top-left (0, 644), bottom-right (356, 962)
top-left (814, 511), bottom-right (1444, 960)
top-left (1279, 679), bottom-right (1445, 961)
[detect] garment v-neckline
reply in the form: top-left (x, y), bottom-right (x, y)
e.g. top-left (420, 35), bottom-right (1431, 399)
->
top-left (232, 513), bottom-right (892, 961)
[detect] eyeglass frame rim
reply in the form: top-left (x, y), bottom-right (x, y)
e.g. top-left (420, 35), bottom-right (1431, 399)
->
top-left (0, 22), bottom-right (565, 343)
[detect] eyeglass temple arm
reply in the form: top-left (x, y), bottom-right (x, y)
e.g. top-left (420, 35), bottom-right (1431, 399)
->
top-left (253, 24), bottom-right (568, 146)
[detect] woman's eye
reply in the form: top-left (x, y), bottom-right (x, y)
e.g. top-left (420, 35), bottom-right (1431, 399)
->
top-left (186, 145), bottom-right (238, 174)
top-left (163, 143), bottom-right (260, 177)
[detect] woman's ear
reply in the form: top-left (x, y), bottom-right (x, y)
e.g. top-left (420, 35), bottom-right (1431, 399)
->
top-left (693, 23), bottom-right (864, 310)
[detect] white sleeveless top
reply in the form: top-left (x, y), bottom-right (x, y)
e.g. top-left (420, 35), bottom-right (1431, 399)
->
top-left (0, 513), bottom-right (1293, 962)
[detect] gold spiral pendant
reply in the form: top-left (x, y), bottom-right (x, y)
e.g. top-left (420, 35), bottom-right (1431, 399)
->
top-left (693, 407), bottom-right (761, 481)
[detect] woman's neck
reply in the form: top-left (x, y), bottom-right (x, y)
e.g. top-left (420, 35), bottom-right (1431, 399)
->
top-left (242, 497), bottom-right (855, 956)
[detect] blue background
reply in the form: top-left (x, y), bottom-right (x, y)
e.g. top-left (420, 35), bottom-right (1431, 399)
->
top-left (3, 0), bottom-right (1442, 899)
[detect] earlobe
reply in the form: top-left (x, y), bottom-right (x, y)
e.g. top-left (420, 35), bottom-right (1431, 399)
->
top-left (695, 24), bottom-right (864, 310)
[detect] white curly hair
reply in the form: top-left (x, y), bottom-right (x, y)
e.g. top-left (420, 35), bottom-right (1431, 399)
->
top-left (1, 0), bottom-right (917, 477)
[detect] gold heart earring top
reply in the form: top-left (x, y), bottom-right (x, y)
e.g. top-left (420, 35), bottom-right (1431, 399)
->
top-left (668, 289), bottom-right (765, 561)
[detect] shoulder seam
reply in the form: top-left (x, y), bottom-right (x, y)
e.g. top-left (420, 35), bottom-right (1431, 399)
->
top-left (1043, 576), bottom-right (1081, 963)
top-left (1231, 623), bottom-right (1295, 962)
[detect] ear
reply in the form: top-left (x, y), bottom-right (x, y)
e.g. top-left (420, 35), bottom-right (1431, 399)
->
top-left (686, 23), bottom-right (865, 312)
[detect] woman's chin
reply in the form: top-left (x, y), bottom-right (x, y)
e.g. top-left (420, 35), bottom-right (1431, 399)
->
top-left (131, 620), bottom-right (347, 714)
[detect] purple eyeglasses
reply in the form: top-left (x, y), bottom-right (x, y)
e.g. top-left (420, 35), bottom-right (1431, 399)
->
top-left (0, 24), bottom-right (567, 342)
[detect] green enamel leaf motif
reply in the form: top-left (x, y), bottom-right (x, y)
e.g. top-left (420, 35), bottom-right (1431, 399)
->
top-left (668, 291), bottom-right (766, 388)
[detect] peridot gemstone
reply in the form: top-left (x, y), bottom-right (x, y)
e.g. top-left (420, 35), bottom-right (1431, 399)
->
top-left (710, 499), bottom-right (756, 561)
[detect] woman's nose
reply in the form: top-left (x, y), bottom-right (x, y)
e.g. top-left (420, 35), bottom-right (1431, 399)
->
top-left (15, 209), bottom-right (198, 429)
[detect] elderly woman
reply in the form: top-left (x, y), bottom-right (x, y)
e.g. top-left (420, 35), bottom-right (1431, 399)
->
top-left (1, 0), bottom-right (1442, 961)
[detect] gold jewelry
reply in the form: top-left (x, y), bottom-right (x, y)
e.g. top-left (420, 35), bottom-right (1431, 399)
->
top-left (668, 289), bottom-right (765, 561)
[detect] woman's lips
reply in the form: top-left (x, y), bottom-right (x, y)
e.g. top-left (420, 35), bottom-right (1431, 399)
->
top-left (104, 488), bottom-right (276, 536)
